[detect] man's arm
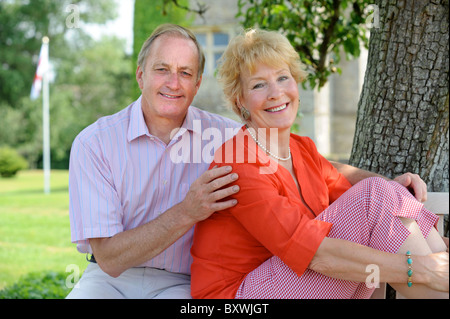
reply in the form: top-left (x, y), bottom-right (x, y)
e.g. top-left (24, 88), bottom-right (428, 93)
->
top-left (90, 166), bottom-right (239, 278)
top-left (331, 161), bottom-right (427, 202)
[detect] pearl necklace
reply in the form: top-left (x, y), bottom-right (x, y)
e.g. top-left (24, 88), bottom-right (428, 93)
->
top-left (245, 125), bottom-right (291, 161)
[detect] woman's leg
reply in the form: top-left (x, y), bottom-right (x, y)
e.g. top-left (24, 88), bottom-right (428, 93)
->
top-left (425, 226), bottom-right (448, 253)
top-left (236, 177), bottom-right (442, 299)
top-left (389, 218), bottom-right (448, 299)
top-left (235, 254), bottom-right (362, 298)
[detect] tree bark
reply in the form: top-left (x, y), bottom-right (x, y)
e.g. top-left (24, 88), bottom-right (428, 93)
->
top-left (349, 0), bottom-right (449, 192)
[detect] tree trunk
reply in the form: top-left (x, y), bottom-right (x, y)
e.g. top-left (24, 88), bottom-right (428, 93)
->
top-left (349, 0), bottom-right (449, 192)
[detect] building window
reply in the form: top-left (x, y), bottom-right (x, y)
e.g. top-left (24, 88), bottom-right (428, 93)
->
top-left (213, 33), bottom-right (229, 46)
top-left (194, 28), bottom-right (233, 76)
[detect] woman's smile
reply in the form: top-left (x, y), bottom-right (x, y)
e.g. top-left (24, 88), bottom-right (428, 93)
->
top-left (265, 103), bottom-right (288, 113)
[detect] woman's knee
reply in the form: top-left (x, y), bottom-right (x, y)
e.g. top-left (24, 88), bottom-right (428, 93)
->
top-left (356, 177), bottom-right (401, 204)
top-left (359, 176), bottom-right (390, 190)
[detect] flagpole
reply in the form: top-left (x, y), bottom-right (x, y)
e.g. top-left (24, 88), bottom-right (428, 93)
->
top-left (42, 36), bottom-right (50, 194)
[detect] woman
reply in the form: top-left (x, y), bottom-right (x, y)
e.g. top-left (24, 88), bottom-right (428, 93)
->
top-left (190, 29), bottom-right (449, 299)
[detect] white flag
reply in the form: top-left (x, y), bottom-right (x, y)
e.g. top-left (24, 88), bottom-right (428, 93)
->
top-left (30, 37), bottom-right (49, 100)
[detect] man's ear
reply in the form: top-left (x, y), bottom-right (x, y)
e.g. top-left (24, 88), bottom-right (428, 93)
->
top-left (136, 66), bottom-right (144, 90)
top-left (195, 74), bottom-right (202, 92)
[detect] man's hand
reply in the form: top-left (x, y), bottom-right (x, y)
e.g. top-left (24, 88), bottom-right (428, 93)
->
top-left (89, 166), bottom-right (240, 277)
top-left (393, 172), bottom-right (427, 202)
top-left (182, 165), bottom-right (239, 223)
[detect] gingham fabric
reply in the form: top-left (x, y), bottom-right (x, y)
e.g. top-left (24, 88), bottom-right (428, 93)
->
top-left (235, 177), bottom-right (438, 299)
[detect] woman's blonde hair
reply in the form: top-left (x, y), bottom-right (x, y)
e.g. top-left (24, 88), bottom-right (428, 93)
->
top-left (217, 28), bottom-right (307, 115)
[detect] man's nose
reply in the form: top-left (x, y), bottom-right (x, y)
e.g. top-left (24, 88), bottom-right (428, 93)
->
top-left (166, 72), bottom-right (180, 90)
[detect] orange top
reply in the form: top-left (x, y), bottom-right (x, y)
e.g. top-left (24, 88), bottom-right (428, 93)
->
top-left (190, 126), bottom-right (352, 299)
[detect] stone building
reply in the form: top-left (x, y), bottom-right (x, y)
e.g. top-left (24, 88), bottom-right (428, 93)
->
top-left (188, 0), bottom-right (367, 161)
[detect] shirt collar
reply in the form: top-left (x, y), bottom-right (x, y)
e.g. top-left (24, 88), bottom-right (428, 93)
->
top-left (127, 96), bottom-right (150, 142)
top-left (127, 96), bottom-right (200, 142)
top-left (169, 106), bottom-right (201, 142)
top-left (181, 105), bottom-right (196, 132)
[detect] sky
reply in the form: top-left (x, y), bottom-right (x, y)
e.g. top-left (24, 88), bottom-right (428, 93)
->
top-left (83, 0), bottom-right (135, 54)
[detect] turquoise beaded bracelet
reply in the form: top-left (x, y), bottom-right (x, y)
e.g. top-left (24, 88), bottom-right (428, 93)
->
top-left (406, 251), bottom-right (413, 287)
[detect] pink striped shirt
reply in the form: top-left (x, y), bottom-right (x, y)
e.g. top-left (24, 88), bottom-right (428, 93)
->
top-left (69, 96), bottom-right (240, 274)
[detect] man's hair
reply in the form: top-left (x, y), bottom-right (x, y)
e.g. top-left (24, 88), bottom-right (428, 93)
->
top-left (137, 24), bottom-right (205, 80)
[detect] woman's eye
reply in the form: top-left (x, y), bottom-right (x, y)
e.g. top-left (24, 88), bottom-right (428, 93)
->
top-left (252, 83), bottom-right (264, 89)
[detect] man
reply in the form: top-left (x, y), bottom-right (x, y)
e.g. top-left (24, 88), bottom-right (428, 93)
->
top-left (67, 24), bottom-right (427, 299)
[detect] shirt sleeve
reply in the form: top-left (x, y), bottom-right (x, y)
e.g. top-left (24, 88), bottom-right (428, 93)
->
top-left (68, 134), bottom-right (123, 245)
top-left (302, 137), bottom-right (352, 204)
top-left (223, 160), bottom-right (332, 277)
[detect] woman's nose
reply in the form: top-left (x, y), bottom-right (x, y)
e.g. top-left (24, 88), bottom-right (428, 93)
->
top-left (267, 83), bottom-right (283, 100)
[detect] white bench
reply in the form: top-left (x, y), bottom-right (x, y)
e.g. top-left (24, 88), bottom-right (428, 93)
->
top-left (370, 192), bottom-right (449, 299)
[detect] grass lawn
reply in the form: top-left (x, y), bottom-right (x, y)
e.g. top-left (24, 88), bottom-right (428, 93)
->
top-left (0, 170), bottom-right (87, 290)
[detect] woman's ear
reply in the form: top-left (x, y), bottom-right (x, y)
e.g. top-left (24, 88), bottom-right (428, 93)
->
top-left (236, 95), bottom-right (242, 108)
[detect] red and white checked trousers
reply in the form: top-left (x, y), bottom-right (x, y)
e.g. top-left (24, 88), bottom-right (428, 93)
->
top-left (235, 177), bottom-right (438, 299)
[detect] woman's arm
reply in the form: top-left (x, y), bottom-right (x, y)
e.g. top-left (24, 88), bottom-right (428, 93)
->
top-left (310, 237), bottom-right (449, 292)
top-left (330, 161), bottom-right (427, 202)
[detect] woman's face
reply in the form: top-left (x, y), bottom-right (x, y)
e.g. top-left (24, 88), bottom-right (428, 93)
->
top-left (240, 62), bottom-right (299, 133)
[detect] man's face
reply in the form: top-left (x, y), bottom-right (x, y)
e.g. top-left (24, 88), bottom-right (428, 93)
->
top-left (136, 34), bottom-right (202, 126)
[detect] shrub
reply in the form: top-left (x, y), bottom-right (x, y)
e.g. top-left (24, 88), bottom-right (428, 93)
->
top-left (0, 271), bottom-right (72, 299)
top-left (0, 146), bottom-right (28, 177)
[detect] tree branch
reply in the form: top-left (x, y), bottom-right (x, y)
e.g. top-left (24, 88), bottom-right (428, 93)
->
top-left (317, 0), bottom-right (341, 84)
top-left (163, 0), bottom-right (208, 18)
